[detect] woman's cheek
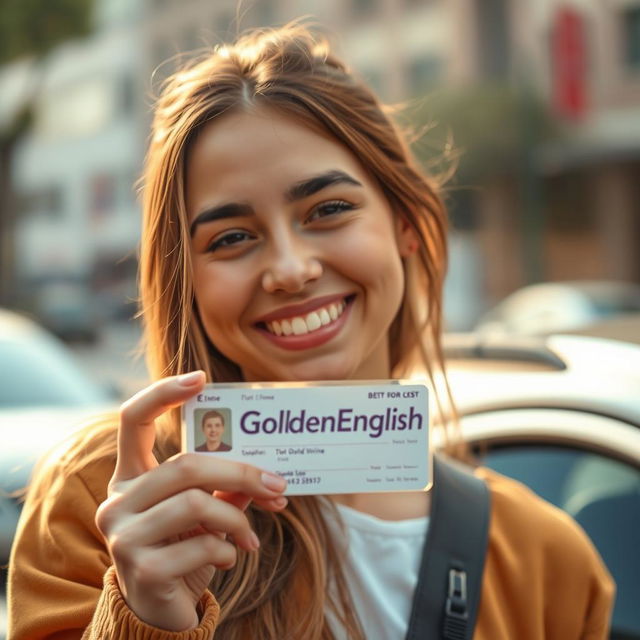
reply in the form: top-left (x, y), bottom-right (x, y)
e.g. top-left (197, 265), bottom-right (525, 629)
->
top-left (195, 262), bottom-right (251, 320)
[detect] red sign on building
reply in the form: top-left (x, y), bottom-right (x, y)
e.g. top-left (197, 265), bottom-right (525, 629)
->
top-left (552, 7), bottom-right (588, 120)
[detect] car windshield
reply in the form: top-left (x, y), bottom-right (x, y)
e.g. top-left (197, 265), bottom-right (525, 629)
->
top-left (0, 333), bottom-right (109, 408)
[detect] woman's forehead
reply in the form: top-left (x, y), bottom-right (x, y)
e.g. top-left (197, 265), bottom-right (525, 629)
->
top-left (185, 107), bottom-right (369, 213)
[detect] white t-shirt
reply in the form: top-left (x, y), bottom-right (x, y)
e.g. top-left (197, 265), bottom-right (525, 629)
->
top-left (323, 500), bottom-right (429, 639)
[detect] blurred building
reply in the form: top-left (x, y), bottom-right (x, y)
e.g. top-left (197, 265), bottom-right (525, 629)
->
top-left (7, 0), bottom-right (144, 322)
top-left (2, 0), bottom-right (639, 330)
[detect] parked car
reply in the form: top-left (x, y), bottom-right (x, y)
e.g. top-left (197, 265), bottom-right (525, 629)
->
top-left (0, 309), bottom-right (118, 638)
top-left (475, 280), bottom-right (640, 338)
top-left (0, 309), bottom-right (114, 410)
top-left (34, 279), bottom-right (102, 344)
top-left (441, 333), bottom-right (640, 640)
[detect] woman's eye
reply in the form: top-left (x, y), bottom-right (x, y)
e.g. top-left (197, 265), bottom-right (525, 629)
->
top-left (206, 231), bottom-right (253, 252)
top-left (307, 200), bottom-right (354, 222)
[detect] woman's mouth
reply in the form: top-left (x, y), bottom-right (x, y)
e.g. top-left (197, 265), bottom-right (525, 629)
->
top-left (255, 295), bottom-right (354, 350)
top-left (264, 299), bottom-right (347, 336)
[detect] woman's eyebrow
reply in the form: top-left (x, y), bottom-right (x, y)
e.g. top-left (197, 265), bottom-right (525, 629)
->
top-left (189, 202), bottom-right (252, 237)
top-left (286, 170), bottom-right (362, 202)
top-left (189, 170), bottom-right (362, 237)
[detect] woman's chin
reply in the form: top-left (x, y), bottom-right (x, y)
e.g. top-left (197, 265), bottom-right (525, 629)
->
top-left (240, 343), bottom-right (390, 382)
top-left (274, 356), bottom-right (371, 383)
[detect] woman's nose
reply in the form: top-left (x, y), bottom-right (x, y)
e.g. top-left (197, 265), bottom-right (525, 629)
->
top-left (261, 234), bottom-right (323, 294)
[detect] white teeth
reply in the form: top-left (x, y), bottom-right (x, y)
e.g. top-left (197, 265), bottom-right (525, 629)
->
top-left (264, 299), bottom-right (349, 337)
top-left (291, 317), bottom-right (308, 335)
top-left (281, 319), bottom-right (293, 336)
top-left (271, 320), bottom-right (283, 336)
top-left (306, 311), bottom-right (322, 331)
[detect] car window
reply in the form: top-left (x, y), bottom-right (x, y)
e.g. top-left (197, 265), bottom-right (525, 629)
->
top-left (0, 335), bottom-right (108, 407)
top-left (481, 445), bottom-right (640, 639)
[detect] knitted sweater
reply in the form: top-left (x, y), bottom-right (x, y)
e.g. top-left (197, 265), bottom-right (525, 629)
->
top-left (8, 456), bottom-right (614, 639)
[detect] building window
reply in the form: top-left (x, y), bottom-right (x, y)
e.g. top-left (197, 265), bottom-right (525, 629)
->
top-left (475, 0), bottom-right (510, 79)
top-left (352, 0), bottom-right (379, 19)
top-left (623, 7), bottom-right (640, 71)
top-left (89, 174), bottom-right (116, 221)
top-left (405, 0), bottom-right (434, 8)
top-left (19, 187), bottom-right (63, 219)
top-left (120, 74), bottom-right (135, 115)
top-left (547, 173), bottom-right (594, 232)
top-left (448, 189), bottom-right (478, 232)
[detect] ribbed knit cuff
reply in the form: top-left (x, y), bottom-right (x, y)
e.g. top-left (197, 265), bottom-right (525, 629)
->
top-left (89, 566), bottom-right (219, 639)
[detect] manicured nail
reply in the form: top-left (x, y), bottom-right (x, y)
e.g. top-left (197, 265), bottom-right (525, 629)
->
top-left (177, 371), bottom-right (204, 386)
top-left (261, 472), bottom-right (287, 492)
top-left (274, 496), bottom-right (288, 509)
top-left (249, 531), bottom-right (260, 550)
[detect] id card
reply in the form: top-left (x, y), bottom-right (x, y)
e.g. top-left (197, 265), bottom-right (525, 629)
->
top-left (182, 380), bottom-right (430, 496)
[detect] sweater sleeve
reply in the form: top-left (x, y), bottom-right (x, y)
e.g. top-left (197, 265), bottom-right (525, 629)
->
top-left (7, 460), bottom-right (220, 640)
top-left (83, 567), bottom-right (218, 640)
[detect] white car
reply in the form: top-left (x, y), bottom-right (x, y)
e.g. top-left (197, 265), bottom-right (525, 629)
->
top-left (475, 280), bottom-right (640, 337)
top-left (442, 333), bottom-right (640, 640)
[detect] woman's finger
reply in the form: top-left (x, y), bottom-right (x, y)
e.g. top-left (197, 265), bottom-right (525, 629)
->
top-left (129, 489), bottom-right (257, 550)
top-left (143, 534), bottom-right (239, 580)
top-left (213, 490), bottom-right (252, 511)
top-left (252, 495), bottom-right (288, 511)
top-left (214, 490), bottom-right (288, 513)
top-left (113, 372), bottom-right (206, 483)
top-left (119, 453), bottom-right (287, 512)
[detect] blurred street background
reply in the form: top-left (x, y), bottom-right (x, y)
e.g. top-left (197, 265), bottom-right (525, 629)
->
top-left (2, 4), bottom-right (640, 636)
top-left (1, 0), bottom-right (639, 393)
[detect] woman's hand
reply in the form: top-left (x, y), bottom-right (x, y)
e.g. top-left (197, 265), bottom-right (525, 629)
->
top-left (95, 371), bottom-right (288, 631)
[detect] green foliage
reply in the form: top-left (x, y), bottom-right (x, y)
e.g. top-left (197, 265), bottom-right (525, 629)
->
top-left (409, 82), bottom-right (557, 181)
top-left (0, 0), bottom-right (93, 63)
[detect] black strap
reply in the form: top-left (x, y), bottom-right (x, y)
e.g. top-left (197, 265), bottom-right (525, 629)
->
top-left (405, 455), bottom-right (491, 640)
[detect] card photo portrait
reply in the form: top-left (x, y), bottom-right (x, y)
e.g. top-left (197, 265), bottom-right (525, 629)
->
top-left (194, 408), bottom-right (232, 452)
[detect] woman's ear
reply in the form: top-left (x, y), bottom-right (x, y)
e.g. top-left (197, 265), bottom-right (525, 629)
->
top-left (395, 215), bottom-right (419, 257)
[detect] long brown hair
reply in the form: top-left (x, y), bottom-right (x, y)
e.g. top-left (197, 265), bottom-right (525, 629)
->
top-left (31, 22), bottom-right (464, 639)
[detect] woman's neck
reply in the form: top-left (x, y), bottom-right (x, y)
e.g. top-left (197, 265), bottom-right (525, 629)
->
top-left (328, 490), bottom-right (431, 521)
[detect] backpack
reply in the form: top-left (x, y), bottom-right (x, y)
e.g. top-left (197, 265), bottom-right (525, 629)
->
top-left (405, 455), bottom-right (491, 640)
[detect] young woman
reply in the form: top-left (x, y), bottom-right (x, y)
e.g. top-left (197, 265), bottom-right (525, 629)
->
top-left (8, 23), bottom-right (613, 640)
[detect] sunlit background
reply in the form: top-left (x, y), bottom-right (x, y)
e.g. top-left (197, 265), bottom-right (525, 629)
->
top-left (1, 2), bottom-right (640, 635)
top-left (0, 0), bottom-right (640, 370)
top-left (0, 0), bottom-right (640, 376)
top-left (0, 0), bottom-right (639, 391)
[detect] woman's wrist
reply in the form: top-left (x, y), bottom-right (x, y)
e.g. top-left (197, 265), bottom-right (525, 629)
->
top-left (99, 567), bottom-right (220, 638)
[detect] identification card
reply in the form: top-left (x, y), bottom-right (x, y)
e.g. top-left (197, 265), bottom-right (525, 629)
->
top-left (182, 380), bottom-right (430, 495)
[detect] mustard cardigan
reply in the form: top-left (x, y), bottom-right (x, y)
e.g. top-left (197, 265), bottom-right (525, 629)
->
top-left (8, 457), bottom-right (614, 639)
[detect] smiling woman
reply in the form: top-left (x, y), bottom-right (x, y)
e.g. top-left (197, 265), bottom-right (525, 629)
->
top-left (7, 21), bottom-right (614, 640)
top-left (188, 108), bottom-right (411, 381)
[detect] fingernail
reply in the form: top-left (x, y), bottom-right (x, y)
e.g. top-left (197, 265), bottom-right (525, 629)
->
top-left (274, 496), bottom-right (288, 509)
top-left (261, 472), bottom-right (286, 492)
top-left (177, 371), bottom-right (204, 386)
top-left (249, 531), bottom-right (260, 550)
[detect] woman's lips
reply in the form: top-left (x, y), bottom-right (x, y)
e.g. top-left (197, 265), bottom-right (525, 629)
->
top-left (256, 295), bottom-right (354, 351)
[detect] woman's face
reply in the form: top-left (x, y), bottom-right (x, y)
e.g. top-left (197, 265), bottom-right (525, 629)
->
top-left (187, 107), bottom-right (412, 382)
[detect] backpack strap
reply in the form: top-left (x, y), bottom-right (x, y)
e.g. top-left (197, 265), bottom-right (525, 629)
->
top-left (405, 454), bottom-right (491, 640)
